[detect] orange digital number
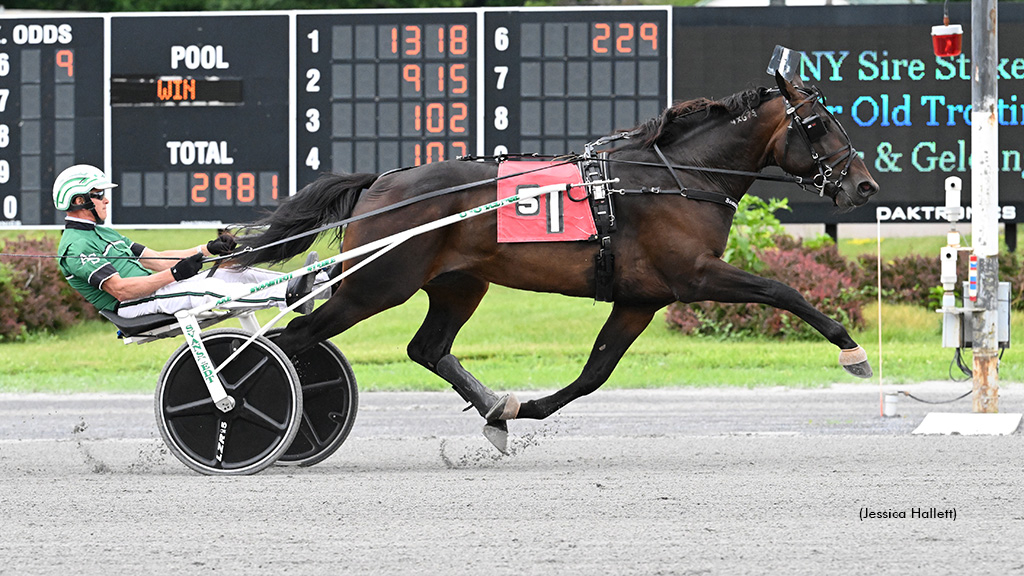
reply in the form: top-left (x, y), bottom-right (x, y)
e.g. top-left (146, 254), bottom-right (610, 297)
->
top-left (403, 64), bottom-right (422, 93)
top-left (449, 63), bottom-right (468, 94)
top-left (449, 25), bottom-right (468, 55)
top-left (55, 50), bottom-right (74, 78)
top-left (640, 23), bottom-right (658, 51)
top-left (191, 173), bottom-right (209, 204)
top-left (405, 25), bottom-right (421, 56)
top-left (616, 23), bottom-right (634, 54)
top-left (426, 103), bottom-right (444, 134)
top-left (592, 23), bottom-right (611, 54)
top-left (450, 103), bottom-right (467, 133)
top-left (237, 173), bottom-right (256, 203)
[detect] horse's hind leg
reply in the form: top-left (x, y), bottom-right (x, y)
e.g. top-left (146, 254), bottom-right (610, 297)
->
top-left (516, 303), bottom-right (659, 421)
top-left (406, 275), bottom-right (519, 421)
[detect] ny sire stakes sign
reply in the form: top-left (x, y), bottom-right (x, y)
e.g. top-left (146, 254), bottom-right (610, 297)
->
top-left (0, 4), bottom-right (1020, 227)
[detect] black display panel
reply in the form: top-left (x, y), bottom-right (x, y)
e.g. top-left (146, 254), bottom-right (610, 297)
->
top-left (296, 11), bottom-right (477, 184)
top-left (110, 15), bottom-right (290, 225)
top-left (484, 8), bottom-right (669, 157)
top-left (0, 17), bottom-right (104, 226)
top-left (672, 4), bottom-right (1024, 224)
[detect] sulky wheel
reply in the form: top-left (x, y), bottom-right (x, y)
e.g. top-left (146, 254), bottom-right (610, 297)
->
top-left (267, 329), bottom-right (359, 467)
top-left (155, 328), bottom-right (302, 476)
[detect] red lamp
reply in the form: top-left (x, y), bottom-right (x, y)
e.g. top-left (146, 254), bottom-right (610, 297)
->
top-left (932, 12), bottom-right (962, 58)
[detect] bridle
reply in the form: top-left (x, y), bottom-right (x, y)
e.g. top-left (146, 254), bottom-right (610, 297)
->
top-left (781, 86), bottom-right (857, 198)
top-left (579, 86), bottom-right (860, 209)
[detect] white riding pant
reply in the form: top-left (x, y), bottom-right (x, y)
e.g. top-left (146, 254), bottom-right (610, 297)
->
top-left (116, 267), bottom-right (318, 319)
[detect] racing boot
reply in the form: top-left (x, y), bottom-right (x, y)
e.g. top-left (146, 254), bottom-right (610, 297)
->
top-left (436, 354), bottom-right (520, 421)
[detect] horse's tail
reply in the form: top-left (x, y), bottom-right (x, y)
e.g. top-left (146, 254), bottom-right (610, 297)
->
top-left (232, 172), bottom-right (380, 267)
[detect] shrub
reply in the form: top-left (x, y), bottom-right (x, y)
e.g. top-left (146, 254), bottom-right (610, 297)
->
top-left (857, 253), bottom-right (941, 307)
top-left (998, 250), bottom-right (1024, 311)
top-left (0, 235), bottom-right (99, 341)
top-left (722, 195), bottom-right (789, 272)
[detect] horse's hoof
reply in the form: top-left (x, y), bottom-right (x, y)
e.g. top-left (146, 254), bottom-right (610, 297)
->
top-left (482, 421), bottom-right (509, 454)
top-left (839, 346), bottom-right (872, 379)
top-left (843, 361), bottom-right (873, 379)
top-left (484, 393), bottom-right (520, 421)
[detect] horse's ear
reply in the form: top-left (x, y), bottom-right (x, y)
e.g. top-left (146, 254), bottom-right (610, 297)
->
top-left (775, 70), bottom-right (795, 101)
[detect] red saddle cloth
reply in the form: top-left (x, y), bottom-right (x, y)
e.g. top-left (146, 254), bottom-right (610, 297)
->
top-left (496, 161), bottom-right (597, 243)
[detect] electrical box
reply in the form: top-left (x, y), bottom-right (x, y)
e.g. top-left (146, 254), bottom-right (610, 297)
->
top-left (944, 282), bottom-right (1012, 349)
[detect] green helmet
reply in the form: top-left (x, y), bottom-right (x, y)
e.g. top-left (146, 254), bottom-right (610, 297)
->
top-left (52, 164), bottom-right (117, 211)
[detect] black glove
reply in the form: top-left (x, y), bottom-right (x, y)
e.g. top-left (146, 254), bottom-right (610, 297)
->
top-left (171, 252), bottom-right (205, 281)
top-left (206, 233), bottom-right (237, 256)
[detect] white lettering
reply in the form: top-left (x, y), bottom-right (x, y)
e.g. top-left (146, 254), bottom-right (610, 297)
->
top-left (876, 204), bottom-right (1017, 222)
top-left (166, 141), bottom-right (235, 165)
top-left (12, 24), bottom-right (72, 45)
top-left (170, 45), bottom-right (230, 70)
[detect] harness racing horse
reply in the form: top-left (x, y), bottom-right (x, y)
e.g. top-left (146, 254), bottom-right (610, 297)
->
top-left (234, 74), bottom-right (879, 450)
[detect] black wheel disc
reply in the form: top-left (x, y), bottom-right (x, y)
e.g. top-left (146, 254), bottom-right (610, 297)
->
top-left (156, 329), bottom-right (302, 475)
top-left (268, 330), bottom-right (358, 467)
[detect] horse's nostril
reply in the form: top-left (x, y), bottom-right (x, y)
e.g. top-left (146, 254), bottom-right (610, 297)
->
top-left (859, 182), bottom-right (878, 197)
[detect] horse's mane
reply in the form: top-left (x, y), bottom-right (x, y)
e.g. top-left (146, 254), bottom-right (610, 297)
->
top-left (629, 86), bottom-right (777, 148)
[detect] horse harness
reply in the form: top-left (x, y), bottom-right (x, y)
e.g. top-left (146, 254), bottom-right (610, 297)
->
top-left (573, 86), bottom-right (857, 301)
top-left (568, 135), bottom-right (744, 302)
top-left (780, 86), bottom-right (858, 198)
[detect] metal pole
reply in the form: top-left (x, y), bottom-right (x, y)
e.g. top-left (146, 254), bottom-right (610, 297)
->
top-left (971, 0), bottom-right (1000, 413)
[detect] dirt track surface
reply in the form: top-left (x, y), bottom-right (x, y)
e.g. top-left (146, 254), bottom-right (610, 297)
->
top-left (1, 383), bottom-right (1022, 575)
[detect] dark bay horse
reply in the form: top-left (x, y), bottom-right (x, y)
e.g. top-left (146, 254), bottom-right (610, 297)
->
top-left (234, 75), bottom-right (879, 447)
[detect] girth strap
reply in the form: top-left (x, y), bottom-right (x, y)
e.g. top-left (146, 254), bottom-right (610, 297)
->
top-left (582, 154), bottom-right (617, 302)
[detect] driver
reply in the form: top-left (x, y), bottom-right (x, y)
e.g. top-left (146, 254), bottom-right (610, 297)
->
top-left (54, 164), bottom-right (320, 318)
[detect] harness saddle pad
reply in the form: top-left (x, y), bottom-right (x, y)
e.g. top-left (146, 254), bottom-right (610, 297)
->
top-left (497, 161), bottom-right (597, 243)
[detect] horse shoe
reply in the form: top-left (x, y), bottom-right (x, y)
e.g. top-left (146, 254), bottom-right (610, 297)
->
top-left (485, 393), bottom-right (521, 421)
top-left (839, 346), bottom-right (873, 379)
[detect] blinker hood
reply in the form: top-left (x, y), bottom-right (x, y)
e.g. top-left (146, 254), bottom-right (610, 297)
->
top-left (766, 45), bottom-right (803, 82)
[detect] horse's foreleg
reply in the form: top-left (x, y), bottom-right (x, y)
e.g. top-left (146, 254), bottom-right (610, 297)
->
top-left (516, 304), bottom-right (659, 420)
top-left (693, 257), bottom-right (872, 378)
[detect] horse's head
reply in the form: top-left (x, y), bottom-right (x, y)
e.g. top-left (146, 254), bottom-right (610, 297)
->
top-left (770, 73), bottom-right (879, 211)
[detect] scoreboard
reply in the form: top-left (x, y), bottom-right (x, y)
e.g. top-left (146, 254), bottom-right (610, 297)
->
top-left (2, 5), bottom-right (1023, 227)
top-left (1, 7), bottom-right (669, 227)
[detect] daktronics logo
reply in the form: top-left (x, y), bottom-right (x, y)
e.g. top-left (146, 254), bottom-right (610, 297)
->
top-left (876, 205), bottom-right (1017, 222)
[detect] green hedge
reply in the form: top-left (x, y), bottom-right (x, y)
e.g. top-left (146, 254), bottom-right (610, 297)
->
top-left (0, 235), bottom-right (99, 341)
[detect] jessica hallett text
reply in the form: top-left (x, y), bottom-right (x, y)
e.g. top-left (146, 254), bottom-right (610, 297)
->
top-left (859, 507), bottom-right (957, 521)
